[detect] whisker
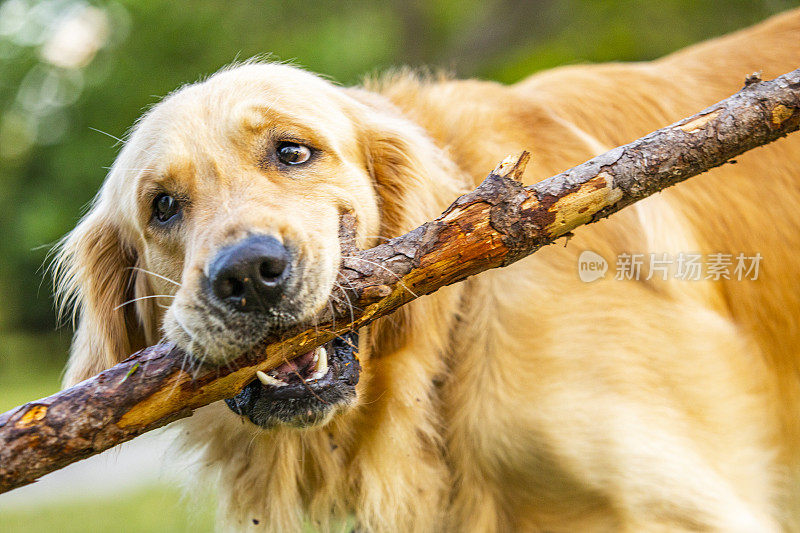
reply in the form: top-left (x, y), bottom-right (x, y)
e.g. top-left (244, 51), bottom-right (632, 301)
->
top-left (328, 301), bottom-right (337, 332)
top-left (114, 294), bottom-right (176, 311)
top-left (89, 127), bottom-right (157, 159)
top-left (168, 351), bottom-right (191, 401)
top-left (315, 328), bottom-right (365, 354)
top-left (334, 271), bottom-right (365, 306)
top-left (340, 255), bottom-right (419, 298)
top-left (102, 166), bottom-right (154, 172)
top-left (338, 335), bottom-right (359, 351)
top-left (283, 355), bottom-right (328, 405)
top-left (333, 281), bottom-right (356, 325)
top-left (332, 272), bottom-right (401, 329)
top-left (140, 334), bottom-right (169, 379)
top-left (188, 352), bottom-right (206, 379)
top-left (166, 314), bottom-right (202, 397)
top-left (127, 266), bottom-right (182, 287)
top-left (220, 351), bottom-right (242, 375)
top-left (89, 126), bottom-right (126, 147)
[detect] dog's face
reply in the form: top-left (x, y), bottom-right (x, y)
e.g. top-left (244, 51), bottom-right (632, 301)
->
top-left (130, 65), bottom-right (381, 363)
top-left (56, 63), bottom-right (456, 428)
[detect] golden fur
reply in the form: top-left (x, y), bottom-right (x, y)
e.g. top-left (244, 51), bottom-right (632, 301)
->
top-left (55, 9), bottom-right (800, 532)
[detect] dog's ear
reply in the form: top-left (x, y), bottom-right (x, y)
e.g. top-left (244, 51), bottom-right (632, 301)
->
top-left (347, 89), bottom-right (466, 238)
top-left (53, 206), bottom-right (153, 386)
top-left (344, 88), bottom-right (468, 355)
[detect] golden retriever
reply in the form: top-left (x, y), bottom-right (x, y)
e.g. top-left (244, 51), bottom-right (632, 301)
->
top-left (54, 9), bottom-right (800, 532)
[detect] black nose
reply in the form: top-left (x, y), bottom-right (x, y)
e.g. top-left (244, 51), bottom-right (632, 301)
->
top-left (207, 235), bottom-right (290, 312)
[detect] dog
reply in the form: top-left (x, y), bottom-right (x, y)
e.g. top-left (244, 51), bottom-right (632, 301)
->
top-left (54, 9), bottom-right (800, 532)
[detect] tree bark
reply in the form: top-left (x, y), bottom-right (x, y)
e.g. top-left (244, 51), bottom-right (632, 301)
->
top-left (1, 67), bottom-right (799, 494)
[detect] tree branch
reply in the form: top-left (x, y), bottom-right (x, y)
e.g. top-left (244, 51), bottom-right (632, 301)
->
top-left (1, 67), bottom-right (799, 494)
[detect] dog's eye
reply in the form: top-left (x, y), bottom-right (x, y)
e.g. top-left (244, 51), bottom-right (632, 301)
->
top-left (276, 142), bottom-right (312, 165)
top-left (153, 193), bottom-right (181, 223)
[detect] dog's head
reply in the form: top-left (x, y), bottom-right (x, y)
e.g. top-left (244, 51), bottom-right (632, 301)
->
top-left (54, 63), bottom-right (459, 428)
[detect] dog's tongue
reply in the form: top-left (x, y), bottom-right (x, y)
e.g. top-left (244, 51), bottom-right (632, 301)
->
top-left (270, 349), bottom-right (316, 379)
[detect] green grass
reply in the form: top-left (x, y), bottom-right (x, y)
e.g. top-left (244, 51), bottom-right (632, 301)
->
top-left (0, 484), bottom-right (215, 533)
top-left (0, 332), bottom-right (215, 532)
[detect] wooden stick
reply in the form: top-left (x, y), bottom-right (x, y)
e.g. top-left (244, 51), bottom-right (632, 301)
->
top-left (1, 67), bottom-right (799, 494)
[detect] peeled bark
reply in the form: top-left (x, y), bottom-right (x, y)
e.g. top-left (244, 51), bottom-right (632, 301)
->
top-left (1, 67), bottom-right (799, 494)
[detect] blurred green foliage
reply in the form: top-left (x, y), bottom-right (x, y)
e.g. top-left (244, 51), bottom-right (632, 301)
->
top-left (0, 0), bottom-right (797, 390)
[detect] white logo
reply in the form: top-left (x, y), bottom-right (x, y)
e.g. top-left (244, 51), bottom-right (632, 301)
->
top-left (578, 250), bottom-right (608, 282)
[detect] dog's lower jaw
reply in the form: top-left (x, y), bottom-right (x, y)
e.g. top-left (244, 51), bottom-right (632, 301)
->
top-left (224, 332), bottom-right (361, 429)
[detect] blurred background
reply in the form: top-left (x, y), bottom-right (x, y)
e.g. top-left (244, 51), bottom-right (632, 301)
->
top-left (0, 0), bottom-right (797, 530)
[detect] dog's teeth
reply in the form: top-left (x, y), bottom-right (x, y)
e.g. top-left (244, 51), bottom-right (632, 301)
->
top-left (317, 346), bottom-right (328, 373)
top-left (256, 370), bottom-right (286, 387)
top-left (311, 346), bottom-right (328, 379)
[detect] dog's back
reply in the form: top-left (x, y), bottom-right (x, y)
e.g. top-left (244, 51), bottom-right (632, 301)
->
top-left (374, 9), bottom-right (800, 531)
top-left (523, 7), bottom-right (800, 479)
top-left (523, 4), bottom-right (800, 447)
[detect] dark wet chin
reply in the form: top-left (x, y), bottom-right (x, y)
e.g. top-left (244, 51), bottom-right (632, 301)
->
top-left (224, 333), bottom-right (360, 429)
